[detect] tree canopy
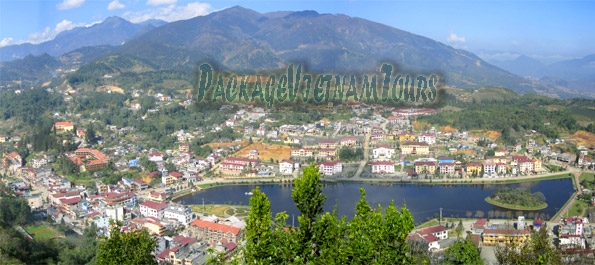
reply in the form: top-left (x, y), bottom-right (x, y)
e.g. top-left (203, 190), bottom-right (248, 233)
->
top-left (243, 163), bottom-right (415, 264)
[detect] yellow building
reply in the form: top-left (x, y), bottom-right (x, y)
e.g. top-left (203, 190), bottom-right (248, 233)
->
top-left (414, 161), bottom-right (437, 175)
top-left (532, 158), bottom-right (542, 172)
top-left (482, 226), bottom-right (530, 246)
top-left (466, 162), bottom-right (482, 177)
top-left (401, 141), bottom-right (429, 155)
top-left (398, 133), bottom-right (417, 142)
top-left (144, 220), bottom-right (165, 236)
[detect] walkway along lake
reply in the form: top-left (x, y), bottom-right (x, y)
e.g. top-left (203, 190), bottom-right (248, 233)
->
top-left (175, 178), bottom-right (574, 224)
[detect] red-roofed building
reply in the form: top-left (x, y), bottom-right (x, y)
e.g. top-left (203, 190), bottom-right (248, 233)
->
top-left (190, 219), bottom-right (244, 244)
top-left (53, 121), bottom-right (74, 132)
top-left (68, 148), bottom-right (109, 172)
top-left (140, 201), bottom-right (168, 219)
top-left (370, 161), bottom-right (395, 174)
top-left (149, 190), bottom-right (167, 202)
top-left (317, 160), bottom-right (343, 176)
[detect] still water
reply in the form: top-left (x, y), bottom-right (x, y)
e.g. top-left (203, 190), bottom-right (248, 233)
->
top-left (175, 178), bottom-right (574, 224)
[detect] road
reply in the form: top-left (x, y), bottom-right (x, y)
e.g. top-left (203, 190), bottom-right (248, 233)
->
top-left (352, 115), bottom-right (388, 179)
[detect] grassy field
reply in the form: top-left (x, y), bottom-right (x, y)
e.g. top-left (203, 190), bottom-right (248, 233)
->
top-left (25, 225), bottom-right (60, 240)
top-left (189, 204), bottom-right (251, 219)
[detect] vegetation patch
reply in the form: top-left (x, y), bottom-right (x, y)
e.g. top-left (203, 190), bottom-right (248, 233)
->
top-left (25, 225), bottom-right (59, 240)
top-left (485, 187), bottom-right (548, 210)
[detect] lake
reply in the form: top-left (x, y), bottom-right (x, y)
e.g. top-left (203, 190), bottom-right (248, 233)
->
top-left (175, 178), bottom-right (574, 224)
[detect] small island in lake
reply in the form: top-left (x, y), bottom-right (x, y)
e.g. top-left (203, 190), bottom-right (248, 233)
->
top-left (485, 187), bottom-right (548, 210)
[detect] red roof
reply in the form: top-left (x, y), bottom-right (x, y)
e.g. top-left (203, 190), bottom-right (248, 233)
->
top-left (475, 219), bottom-right (487, 226)
top-left (60, 197), bottom-right (81, 205)
top-left (418, 225), bottom-right (447, 236)
top-left (140, 201), bottom-right (167, 210)
top-left (190, 219), bottom-right (241, 235)
top-left (169, 171), bottom-right (183, 178)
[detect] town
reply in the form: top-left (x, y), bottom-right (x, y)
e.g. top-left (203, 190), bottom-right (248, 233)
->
top-left (1, 84), bottom-right (595, 264)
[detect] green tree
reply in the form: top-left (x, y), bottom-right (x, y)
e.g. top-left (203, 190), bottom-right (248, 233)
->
top-left (96, 221), bottom-right (157, 265)
top-left (444, 235), bottom-right (483, 265)
top-left (495, 223), bottom-right (561, 265)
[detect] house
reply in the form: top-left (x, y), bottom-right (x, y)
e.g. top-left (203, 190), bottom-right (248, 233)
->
top-left (398, 133), bottom-right (417, 142)
top-left (372, 145), bottom-right (395, 161)
top-left (559, 217), bottom-right (586, 249)
top-left (414, 161), bottom-right (437, 175)
top-left (149, 152), bottom-right (164, 162)
top-left (317, 161), bottom-right (343, 176)
top-left (76, 128), bottom-right (86, 138)
top-left (340, 137), bottom-right (358, 147)
top-left (482, 159), bottom-right (496, 177)
top-left (130, 101), bottom-right (141, 110)
top-left (164, 205), bottom-right (195, 226)
top-left (418, 133), bottom-right (436, 145)
top-left (408, 225), bottom-right (448, 251)
top-left (149, 190), bottom-right (167, 202)
top-left (466, 163), bottom-right (482, 177)
top-left (439, 162), bottom-right (455, 175)
top-left (482, 223), bottom-right (530, 246)
top-left (139, 201), bottom-right (168, 219)
top-left (224, 157), bottom-right (257, 167)
top-left (144, 220), bottom-right (165, 236)
top-left (318, 148), bottom-right (337, 159)
top-left (370, 161), bottom-right (395, 174)
top-left (496, 163), bottom-right (507, 175)
top-left (291, 148), bottom-right (314, 158)
top-left (401, 141), bottom-right (429, 155)
top-left (532, 158), bottom-right (542, 172)
top-left (189, 219), bottom-right (244, 244)
top-left (279, 160), bottom-right (295, 175)
top-left (134, 179), bottom-right (149, 190)
top-left (319, 141), bottom-right (339, 149)
top-left (225, 119), bottom-right (235, 127)
top-left (495, 149), bottom-right (507, 156)
top-left (53, 121), bottom-right (74, 133)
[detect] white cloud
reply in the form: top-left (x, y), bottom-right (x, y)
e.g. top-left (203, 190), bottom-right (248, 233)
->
top-left (27, 20), bottom-right (82, 44)
top-left (123, 2), bottom-right (211, 23)
top-left (446, 32), bottom-right (466, 43)
top-left (0, 37), bottom-right (15, 47)
top-left (147, 0), bottom-right (177, 6)
top-left (57, 0), bottom-right (85, 10)
top-left (108, 0), bottom-right (126, 10)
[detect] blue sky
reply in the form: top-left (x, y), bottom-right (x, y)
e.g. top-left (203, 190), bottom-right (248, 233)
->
top-left (0, 0), bottom-right (593, 63)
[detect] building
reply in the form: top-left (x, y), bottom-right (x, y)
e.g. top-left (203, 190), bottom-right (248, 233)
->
top-left (439, 162), bottom-right (455, 175)
top-left (482, 159), bottom-right (496, 177)
top-left (164, 205), bottom-right (195, 226)
top-left (317, 161), bottom-right (343, 176)
top-left (482, 223), bottom-right (530, 246)
top-left (408, 225), bottom-right (448, 251)
top-left (69, 148), bottom-right (109, 172)
top-left (291, 148), bottom-right (314, 158)
top-left (372, 145), bottom-right (395, 161)
top-left (279, 160), bottom-right (295, 175)
top-left (418, 133), bottom-right (436, 145)
top-left (401, 141), bottom-right (429, 155)
top-left (466, 163), bottom-right (482, 177)
top-left (370, 161), bottom-right (395, 174)
top-left (415, 161), bottom-right (437, 175)
top-left (53, 121), bottom-right (74, 133)
top-left (189, 219), bottom-right (244, 244)
top-left (139, 201), bottom-right (168, 220)
top-left (340, 137), bottom-right (358, 147)
top-left (319, 141), bottom-right (339, 149)
top-left (398, 133), bottom-right (417, 142)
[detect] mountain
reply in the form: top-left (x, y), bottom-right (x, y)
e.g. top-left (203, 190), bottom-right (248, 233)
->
top-left (109, 6), bottom-right (545, 94)
top-left (542, 54), bottom-right (595, 81)
top-left (0, 53), bottom-right (61, 83)
top-left (0, 17), bottom-right (165, 61)
top-left (1, 6), bottom-right (588, 98)
top-left (491, 55), bottom-right (545, 78)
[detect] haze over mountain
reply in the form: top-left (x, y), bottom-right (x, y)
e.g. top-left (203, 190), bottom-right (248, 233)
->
top-left (0, 17), bottom-right (166, 61)
top-left (0, 6), bottom-right (591, 99)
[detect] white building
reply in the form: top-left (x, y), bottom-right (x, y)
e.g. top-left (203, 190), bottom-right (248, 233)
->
top-left (105, 206), bottom-right (125, 222)
top-left (372, 145), bottom-right (395, 161)
top-left (279, 160), bottom-right (295, 175)
top-left (370, 161), bottom-right (395, 174)
top-left (418, 133), bottom-right (436, 145)
top-left (140, 201), bottom-right (168, 220)
top-left (317, 161), bottom-right (343, 176)
top-left (164, 205), bottom-right (195, 226)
